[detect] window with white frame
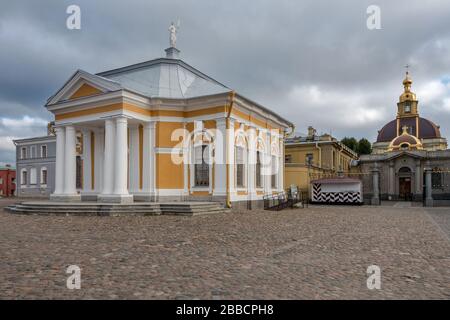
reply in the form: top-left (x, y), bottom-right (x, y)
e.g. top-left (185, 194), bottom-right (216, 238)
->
top-left (236, 146), bottom-right (245, 188)
top-left (41, 145), bottom-right (47, 158)
top-left (30, 168), bottom-right (37, 185)
top-left (271, 155), bottom-right (277, 189)
top-left (40, 167), bottom-right (48, 185)
top-left (194, 144), bottom-right (209, 187)
top-left (30, 146), bottom-right (35, 159)
top-left (21, 169), bottom-right (27, 185)
top-left (21, 147), bottom-right (27, 159)
top-left (0, 178), bottom-right (3, 184)
top-left (256, 151), bottom-right (262, 188)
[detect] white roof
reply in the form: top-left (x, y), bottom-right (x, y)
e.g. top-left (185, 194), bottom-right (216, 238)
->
top-left (96, 58), bottom-right (230, 99)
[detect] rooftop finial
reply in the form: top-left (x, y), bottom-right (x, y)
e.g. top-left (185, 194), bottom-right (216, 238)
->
top-left (168, 20), bottom-right (180, 48)
top-left (166, 20), bottom-right (181, 59)
top-left (402, 64), bottom-right (412, 92)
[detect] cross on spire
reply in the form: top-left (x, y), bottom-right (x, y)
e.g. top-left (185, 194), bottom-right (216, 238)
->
top-left (405, 64), bottom-right (410, 75)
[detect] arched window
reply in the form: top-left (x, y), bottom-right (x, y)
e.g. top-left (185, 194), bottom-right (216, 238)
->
top-left (255, 137), bottom-right (266, 189)
top-left (235, 134), bottom-right (247, 188)
top-left (400, 143), bottom-right (409, 150)
top-left (194, 144), bottom-right (210, 187)
top-left (271, 142), bottom-right (279, 189)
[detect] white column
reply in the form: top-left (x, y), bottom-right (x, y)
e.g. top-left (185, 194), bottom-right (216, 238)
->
top-left (93, 129), bottom-right (104, 193)
top-left (82, 129), bottom-right (92, 193)
top-left (113, 117), bottom-right (129, 195)
top-left (52, 126), bottom-right (65, 195)
top-left (264, 131), bottom-right (271, 195)
top-left (64, 125), bottom-right (77, 195)
top-left (129, 124), bottom-right (140, 193)
top-left (102, 119), bottom-right (115, 195)
top-left (142, 121), bottom-right (156, 197)
top-left (227, 119), bottom-right (235, 196)
top-left (213, 118), bottom-right (227, 196)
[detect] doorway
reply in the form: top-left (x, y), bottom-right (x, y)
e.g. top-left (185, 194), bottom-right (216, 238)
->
top-left (398, 167), bottom-right (412, 201)
top-left (399, 177), bottom-right (411, 200)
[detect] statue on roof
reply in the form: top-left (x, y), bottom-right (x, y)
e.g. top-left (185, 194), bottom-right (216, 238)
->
top-left (168, 20), bottom-right (180, 48)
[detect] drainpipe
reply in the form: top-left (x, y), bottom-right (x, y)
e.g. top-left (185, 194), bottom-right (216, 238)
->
top-left (315, 142), bottom-right (322, 168)
top-left (225, 91), bottom-right (235, 208)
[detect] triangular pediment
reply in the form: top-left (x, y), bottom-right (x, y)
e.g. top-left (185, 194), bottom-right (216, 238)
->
top-left (46, 69), bottom-right (122, 106)
top-left (385, 150), bottom-right (425, 161)
top-left (69, 83), bottom-right (103, 99)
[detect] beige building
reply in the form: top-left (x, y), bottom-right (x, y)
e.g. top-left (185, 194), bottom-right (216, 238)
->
top-left (284, 126), bottom-right (358, 193)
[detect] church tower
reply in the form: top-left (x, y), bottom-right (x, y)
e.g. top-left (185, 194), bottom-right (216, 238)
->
top-left (372, 69), bottom-right (447, 153)
top-left (397, 70), bottom-right (418, 117)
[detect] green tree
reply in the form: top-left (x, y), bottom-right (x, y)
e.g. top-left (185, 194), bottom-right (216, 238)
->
top-left (341, 137), bottom-right (358, 152)
top-left (357, 138), bottom-right (372, 155)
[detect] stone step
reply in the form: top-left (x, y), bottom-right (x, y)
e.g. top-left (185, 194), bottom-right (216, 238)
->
top-left (5, 202), bottom-right (228, 216)
top-left (6, 208), bottom-right (161, 216)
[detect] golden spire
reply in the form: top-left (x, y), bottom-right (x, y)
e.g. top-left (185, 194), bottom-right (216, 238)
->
top-left (403, 64), bottom-right (412, 92)
top-left (399, 65), bottom-right (416, 102)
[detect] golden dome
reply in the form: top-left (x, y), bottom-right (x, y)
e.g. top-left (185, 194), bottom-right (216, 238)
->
top-left (399, 71), bottom-right (416, 102)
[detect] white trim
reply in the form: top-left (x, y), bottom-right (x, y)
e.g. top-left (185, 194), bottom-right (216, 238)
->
top-left (155, 147), bottom-right (181, 154)
top-left (156, 188), bottom-right (185, 196)
top-left (47, 70), bottom-right (122, 106)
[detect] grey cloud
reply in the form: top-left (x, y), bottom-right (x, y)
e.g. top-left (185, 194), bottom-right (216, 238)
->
top-left (1, 0), bottom-right (450, 163)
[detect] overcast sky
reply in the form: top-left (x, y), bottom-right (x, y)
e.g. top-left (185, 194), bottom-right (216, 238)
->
top-left (1, 0), bottom-right (450, 164)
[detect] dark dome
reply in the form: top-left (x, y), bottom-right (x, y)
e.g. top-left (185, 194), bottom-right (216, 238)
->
top-left (376, 117), bottom-right (441, 142)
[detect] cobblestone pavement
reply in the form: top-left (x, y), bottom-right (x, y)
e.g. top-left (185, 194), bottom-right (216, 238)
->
top-left (424, 208), bottom-right (450, 239)
top-left (0, 199), bottom-right (449, 299)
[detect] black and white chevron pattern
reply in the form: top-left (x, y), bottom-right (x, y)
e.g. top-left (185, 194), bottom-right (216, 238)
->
top-left (311, 183), bottom-right (362, 203)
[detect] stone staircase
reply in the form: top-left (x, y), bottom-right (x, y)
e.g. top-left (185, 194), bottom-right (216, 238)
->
top-left (5, 201), bottom-right (230, 216)
top-left (160, 202), bottom-right (231, 216)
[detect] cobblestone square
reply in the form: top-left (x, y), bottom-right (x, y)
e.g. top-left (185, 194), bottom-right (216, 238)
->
top-left (0, 199), bottom-right (449, 299)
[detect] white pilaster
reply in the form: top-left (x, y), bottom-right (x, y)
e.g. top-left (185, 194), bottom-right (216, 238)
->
top-left (142, 121), bottom-right (156, 197)
top-left (128, 124), bottom-right (140, 193)
top-left (247, 126), bottom-right (257, 198)
top-left (213, 118), bottom-right (227, 196)
top-left (263, 130), bottom-right (271, 195)
top-left (278, 136), bottom-right (284, 191)
top-left (93, 129), bottom-right (104, 193)
top-left (227, 119), bottom-right (236, 196)
top-left (82, 129), bottom-right (92, 193)
top-left (52, 126), bottom-right (65, 196)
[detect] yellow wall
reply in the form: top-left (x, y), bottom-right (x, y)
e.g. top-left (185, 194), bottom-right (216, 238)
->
top-left (155, 122), bottom-right (184, 147)
top-left (70, 83), bottom-right (102, 99)
top-left (155, 153), bottom-right (184, 189)
top-left (284, 166), bottom-right (322, 192)
top-left (285, 146), bottom-right (320, 166)
top-left (284, 142), bottom-right (357, 193)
